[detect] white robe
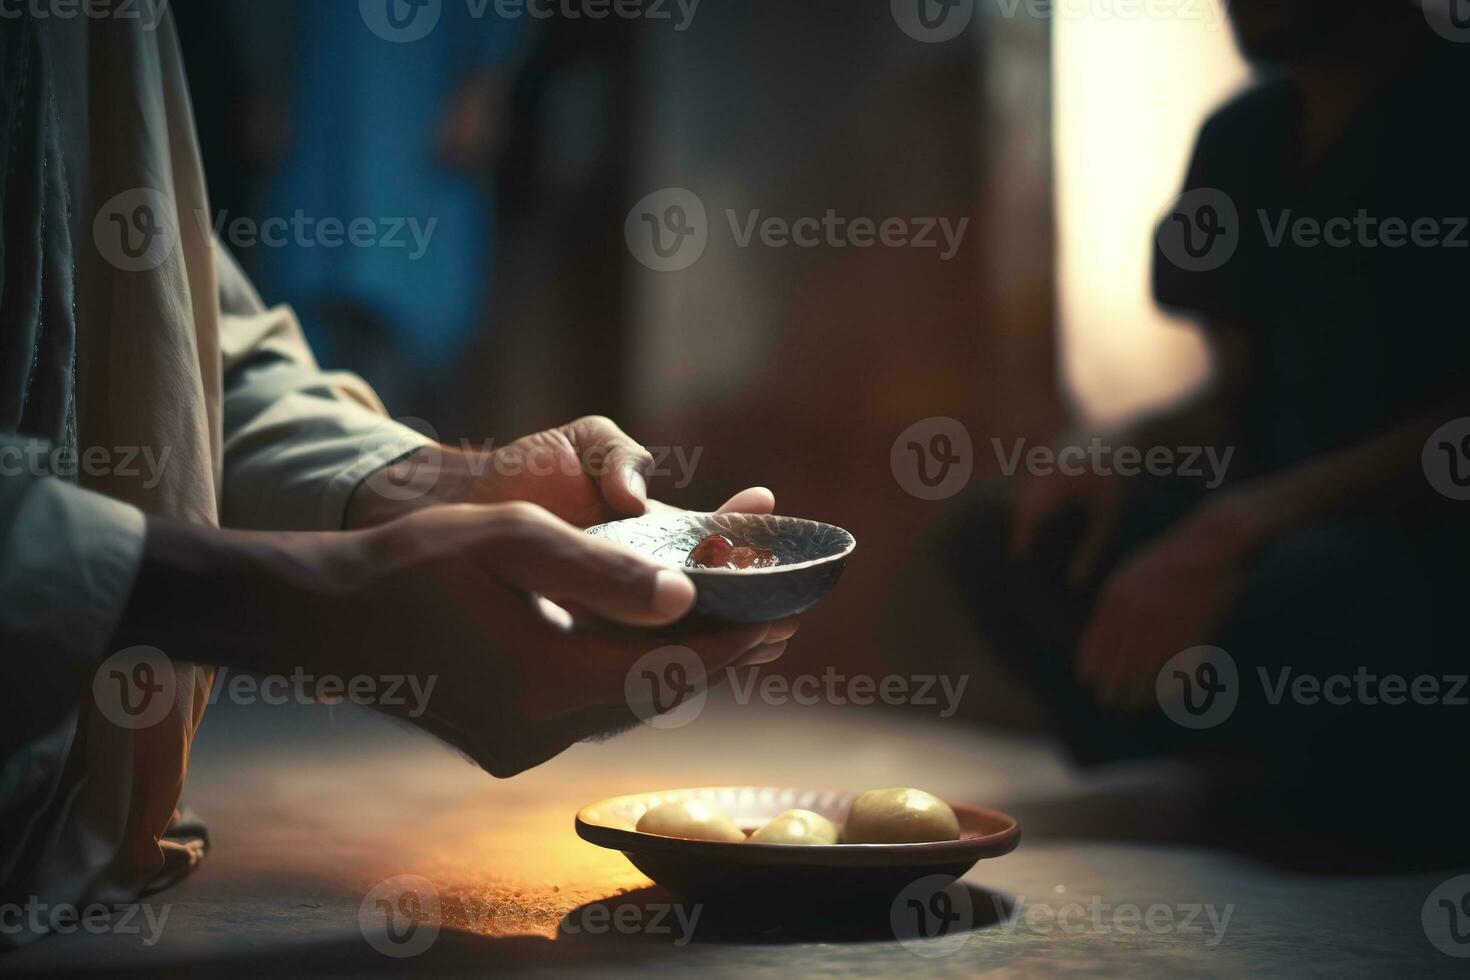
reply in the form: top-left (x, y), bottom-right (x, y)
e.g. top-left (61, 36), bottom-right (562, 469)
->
top-left (0, 11), bottom-right (428, 940)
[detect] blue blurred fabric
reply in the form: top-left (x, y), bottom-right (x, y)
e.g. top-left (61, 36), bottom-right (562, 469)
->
top-left (255, 2), bottom-right (521, 367)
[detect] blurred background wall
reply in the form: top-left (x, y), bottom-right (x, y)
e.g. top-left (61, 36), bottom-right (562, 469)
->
top-left (175, 1), bottom-right (1246, 724)
top-left (1056, 5), bottom-right (1245, 426)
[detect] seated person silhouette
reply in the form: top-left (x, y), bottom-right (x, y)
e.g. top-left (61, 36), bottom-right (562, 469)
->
top-left (948, 1), bottom-right (1470, 836)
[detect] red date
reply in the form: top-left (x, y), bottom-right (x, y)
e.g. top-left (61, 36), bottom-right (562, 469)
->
top-left (686, 533), bottom-right (779, 569)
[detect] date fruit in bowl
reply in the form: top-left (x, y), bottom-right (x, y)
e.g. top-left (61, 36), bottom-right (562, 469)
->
top-left (585, 513), bottom-right (855, 623)
top-left (686, 533), bottom-right (780, 570)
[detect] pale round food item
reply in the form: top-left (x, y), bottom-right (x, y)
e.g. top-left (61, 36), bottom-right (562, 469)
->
top-left (748, 809), bottom-right (841, 845)
top-left (842, 788), bottom-right (961, 844)
top-left (635, 800), bottom-right (746, 842)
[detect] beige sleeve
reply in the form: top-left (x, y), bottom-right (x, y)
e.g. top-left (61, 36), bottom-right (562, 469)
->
top-left (217, 248), bottom-right (432, 531)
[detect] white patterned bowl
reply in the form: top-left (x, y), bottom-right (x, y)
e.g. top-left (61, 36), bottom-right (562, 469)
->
top-left (584, 513), bottom-right (855, 623)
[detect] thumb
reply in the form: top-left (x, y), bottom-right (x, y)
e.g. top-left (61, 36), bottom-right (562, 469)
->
top-left (716, 486), bottom-right (775, 514)
top-left (481, 508), bottom-right (696, 626)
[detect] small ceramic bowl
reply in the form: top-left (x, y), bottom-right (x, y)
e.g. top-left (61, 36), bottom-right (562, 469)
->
top-left (584, 513), bottom-right (856, 623)
top-left (575, 786), bottom-right (1020, 905)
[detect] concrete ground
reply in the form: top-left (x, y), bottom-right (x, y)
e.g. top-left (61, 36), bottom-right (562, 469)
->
top-left (1, 692), bottom-right (1463, 978)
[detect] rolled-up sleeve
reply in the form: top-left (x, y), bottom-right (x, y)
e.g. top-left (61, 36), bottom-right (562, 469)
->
top-left (217, 248), bottom-right (432, 531)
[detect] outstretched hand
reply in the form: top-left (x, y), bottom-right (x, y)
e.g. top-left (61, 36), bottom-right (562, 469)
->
top-left (348, 415), bottom-right (776, 529)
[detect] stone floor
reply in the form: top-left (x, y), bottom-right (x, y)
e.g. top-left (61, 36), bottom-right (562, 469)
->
top-left (1, 693), bottom-right (1464, 978)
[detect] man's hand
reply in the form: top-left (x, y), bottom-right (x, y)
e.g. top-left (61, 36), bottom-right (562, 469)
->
top-left (332, 503), bottom-right (796, 775)
top-left (347, 416), bottom-right (776, 529)
top-left (1075, 492), bottom-right (1268, 711)
top-left (119, 502), bottom-right (796, 778)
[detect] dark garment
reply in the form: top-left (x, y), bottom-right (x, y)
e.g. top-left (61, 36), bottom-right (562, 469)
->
top-left (1153, 44), bottom-right (1470, 473)
top-left (946, 481), bottom-right (1468, 788)
top-left (945, 42), bottom-right (1470, 778)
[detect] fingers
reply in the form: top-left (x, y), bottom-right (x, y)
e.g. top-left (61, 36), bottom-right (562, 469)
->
top-left (685, 617), bottom-right (798, 674)
top-left (639, 486), bottom-right (776, 516)
top-left (580, 616), bottom-right (797, 694)
top-left (716, 486), bottom-right (775, 514)
top-left (763, 618), bottom-right (801, 643)
top-left (735, 641), bottom-right (788, 667)
top-left (475, 504), bottom-right (696, 626)
top-left (567, 415), bottom-right (653, 516)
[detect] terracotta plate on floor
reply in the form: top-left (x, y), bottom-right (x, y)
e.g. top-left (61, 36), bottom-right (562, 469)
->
top-left (575, 786), bottom-right (1020, 905)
